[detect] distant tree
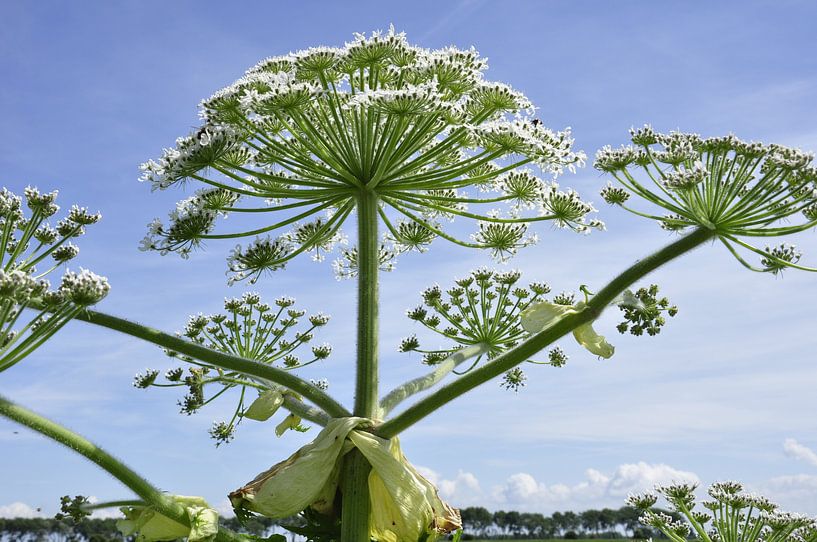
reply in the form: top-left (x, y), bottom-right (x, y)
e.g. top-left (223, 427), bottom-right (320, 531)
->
top-left (616, 506), bottom-right (643, 536)
top-left (520, 512), bottom-right (551, 539)
top-left (551, 511), bottom-right (566, 536)
top-left (505, 511), bottom-right (523, 537)
top-left (599, 508), bottom-right (618, 532)
top-left (460, 507), bottom-right (493, 537)
top-left (581, 509), bottom-right (602, 533)
top-left (562, 511), bottom-right (581, 533)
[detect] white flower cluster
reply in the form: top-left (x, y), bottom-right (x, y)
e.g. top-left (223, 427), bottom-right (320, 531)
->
top-left (662, 161), bottom-right (709, 191)
top-left (286, 217), bottom-right (348, 262)
top-left (331, 244), bottom-right (396, 280)
top-left (466, 81), bottom-right (534, 117)
top-left (539, 184), bottom-right (602, 233)
top-left (59, 268), bottom-right (110, 307)
top-left (468, 119), bottom-right (585, 176)
top-left (344, 82), bottom-right (454, 117)
top-left (595, 125), bottom-right (817, 274)
top-left (1, 265), bottom-right (109, 373)
top-left (139, 125), bottom-right (243, 190)
top-left (470, 222), bottom-right (538, 262)
top-left (139, 191), bottom-right (226, 258)
top-left (226, 236), bottom-right (292, 285)
top-left (140, 27), bottom-right (593, 278)
top-left (0, 269), bottom-right (49, 303)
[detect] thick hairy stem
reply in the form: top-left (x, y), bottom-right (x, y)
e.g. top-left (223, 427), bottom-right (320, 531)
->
top-left (379, 343), bottom-right (488, 415)
top-left (66, 309), bottom-right (349, 419)
top-left (0, 395), bottom-right (246, 542)
top-left (354, 191), bottom-right (380, 417)
top-left (282, 394), bottom-right (331, 426)
top-left (341, 189), bottom-right (380, 542)
top-left (378, 227), bottom-right (714, 438)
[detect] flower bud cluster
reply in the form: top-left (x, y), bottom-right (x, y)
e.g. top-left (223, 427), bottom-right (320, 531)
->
top-left (135, 292), bottom-right (331, 444)
top-left (500, 367), bottom-right (527, 392)
top-left (470, 222), bottom-right (537, 262)
top-left (761, 244), bottom-right (801, 275)
top-left (55, 495), bottom-right (92, 523)
top-left (402, 268), bottom-right (569, 390)
top-left (331, 244), bottom-right (396, 280)
top-left (616, 284), bottom-right (677, 336)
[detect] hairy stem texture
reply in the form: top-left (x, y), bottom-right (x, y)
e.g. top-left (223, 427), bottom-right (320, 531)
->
top-left (341, 189), bottom-right (381, 542)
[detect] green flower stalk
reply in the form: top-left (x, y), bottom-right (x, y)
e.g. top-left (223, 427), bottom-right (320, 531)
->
top-left (139, 26), bottom-right (595, 281)
top-left (596, 126), bottom-right (817, 273)
top-left (0, 187), bottom-right (108, 372)
top-left (134, 292), bottom-right (331, 444)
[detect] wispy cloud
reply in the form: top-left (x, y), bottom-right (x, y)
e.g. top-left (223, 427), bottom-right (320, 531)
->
top-left (784, 439), bottom-right (817, 468)
top-left (416, 0), bottom-right (486, 42)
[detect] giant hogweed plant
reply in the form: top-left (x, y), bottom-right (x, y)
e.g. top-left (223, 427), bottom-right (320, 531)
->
top-left (1, 28), bottom-right (817, 542)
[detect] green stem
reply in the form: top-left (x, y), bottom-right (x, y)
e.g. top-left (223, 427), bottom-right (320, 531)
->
top-left (340, 189), bottom-right (380, 542)
top-left (65, 309), bottom-right (349, 419)
top-left (0, 395), bottom-right (246, 542)
top-left (379, 343), bottom-right (488, 415)
top-left (377, 227), bottom-right (714, 438)
top-left (354, 191), bottom-right (380, 419)
top-left (80, 500), bottom-right (145, 511)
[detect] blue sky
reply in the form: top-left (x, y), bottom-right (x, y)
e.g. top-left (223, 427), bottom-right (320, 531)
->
top-left (2, 0), bottom-right (817, 520)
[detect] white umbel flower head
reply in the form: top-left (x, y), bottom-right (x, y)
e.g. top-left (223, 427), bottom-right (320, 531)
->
top-left (140, 29), bottom-right (593, 280)
top-left (596, 126), bottom-right (817, 274)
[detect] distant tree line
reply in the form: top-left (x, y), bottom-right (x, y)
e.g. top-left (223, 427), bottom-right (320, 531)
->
top-left (459, 505), bottom-right (682, 539)
top-left (0, 506), bottom-right (679, 541)
top-left (0, 517), bottom-right (286, 542)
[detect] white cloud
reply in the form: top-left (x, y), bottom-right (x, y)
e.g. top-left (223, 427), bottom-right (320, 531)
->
top-left (784, 439), bottom-right (817, 468)
top-left (215, 499), bottom-right (236, 518)
top-left (0, 502), bottom-right (43, 518)
top-left (81, 496), bottom-right (125, 519)
top-left (416, 466), bottom-right (486, 507)
top-left (757, 474), bottom-right (817, 514)
top-left (492, 462), bottom-right (699, 512)
top-left (419, 462), bottom-right (699, 513)
top-left (440, 471), bottom-right (482, 501)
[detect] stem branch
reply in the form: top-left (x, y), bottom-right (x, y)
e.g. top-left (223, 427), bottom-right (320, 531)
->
top-left (0, 394), bottom-right (246, 542)
top-left (67, 309), bottom-right (349, 419)
top-left (378, 227), bottom-right (713, 438)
